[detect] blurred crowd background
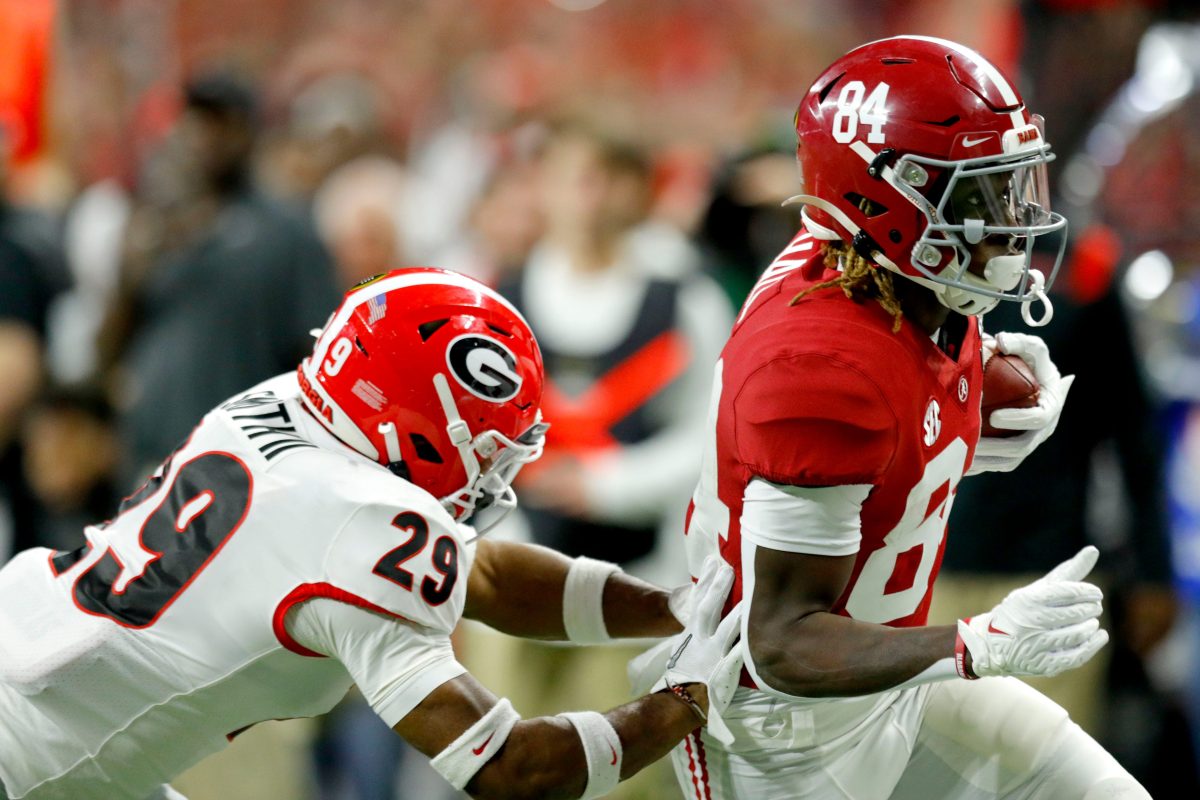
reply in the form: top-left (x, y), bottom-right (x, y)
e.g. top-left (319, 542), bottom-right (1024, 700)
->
top-left (3, 0), bottom-right (1200, 798)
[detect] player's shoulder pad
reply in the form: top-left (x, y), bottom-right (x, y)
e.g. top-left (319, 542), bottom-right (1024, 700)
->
top-left (324, 475), bottom-right (473, 635)
top-left (733, 351), bottom-right (899, 485)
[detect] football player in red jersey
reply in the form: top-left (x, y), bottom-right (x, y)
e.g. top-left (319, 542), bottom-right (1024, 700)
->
top-left (0, 268), bottom-right (744, 800)
top-left (668, 37), bottom-right (1151, 799)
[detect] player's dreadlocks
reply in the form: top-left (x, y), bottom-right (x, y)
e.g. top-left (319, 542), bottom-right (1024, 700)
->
top-left (788, 194), bottom-right (905, 331)
top-left (789, 242), bottom-right (905, 333)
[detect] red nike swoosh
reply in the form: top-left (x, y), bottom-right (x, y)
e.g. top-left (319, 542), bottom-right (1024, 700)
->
top-left (472, 732), bottom-right (496, 756)
top-left (610, 746), bottom-right (618, 765)
top-left (987, 622), bottom-right (1009, 636)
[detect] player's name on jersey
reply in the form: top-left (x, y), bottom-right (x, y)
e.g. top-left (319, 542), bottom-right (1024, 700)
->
top-left (221, 391), bottom-right (317, 461)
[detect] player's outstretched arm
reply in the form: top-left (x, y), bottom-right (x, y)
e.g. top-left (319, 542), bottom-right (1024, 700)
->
top-left (395, 671), bottom-right (706, 800)
top-left (400, 561), bottom-right (741, 800)
top-left (463, 539), bottom-right (681, 642)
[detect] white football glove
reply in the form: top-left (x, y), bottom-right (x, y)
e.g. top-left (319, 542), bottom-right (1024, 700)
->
top-left (651, 556), bottom-right (744, 745)
top-left (667, 581), bottom-right (693, 627)
top-left (969, 332), bottom-right (1075, 475)
top-left (625, 583), bottom-right (695, 699)
top-left (957, 546), bottom-right (1109, 679)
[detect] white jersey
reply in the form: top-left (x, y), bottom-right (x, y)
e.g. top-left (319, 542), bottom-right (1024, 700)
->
top-left (0, 374), bottom-right (474, 799)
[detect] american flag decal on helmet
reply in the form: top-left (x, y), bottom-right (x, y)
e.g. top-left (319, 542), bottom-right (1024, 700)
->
top-left (367, 294), bottom-right (387, 324)
top-left (352, 379), bottom-right (387, 411)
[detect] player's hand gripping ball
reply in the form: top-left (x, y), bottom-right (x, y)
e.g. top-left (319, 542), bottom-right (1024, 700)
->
top-left (980, 351), bottom-right (1040, 438)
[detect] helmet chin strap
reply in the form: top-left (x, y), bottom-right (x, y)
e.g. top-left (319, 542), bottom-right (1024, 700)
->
top-left (1019, 269), bottom-right (1053, 326)
top-left (377, 422), bottom-right (404, 464)
top-left (432, 373), bottom-right (483, 515)
top-left (429, 373), bottom-right (546, 532)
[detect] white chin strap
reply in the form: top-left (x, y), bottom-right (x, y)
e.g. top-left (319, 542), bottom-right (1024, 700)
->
top-left (431, 373), bottom-right (546, 533)
top-left (1018, 269), bottom-right (1053, 326)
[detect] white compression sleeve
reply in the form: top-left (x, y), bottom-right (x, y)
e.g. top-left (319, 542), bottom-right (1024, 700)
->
top-left (429, 699), bottom-right (521, 790)
top-left (558, 711), bottom-right (623, 800)
top-left (741, 479), bottom-right (871, 556)
top-left (563, 557), bottom-right (619, 644)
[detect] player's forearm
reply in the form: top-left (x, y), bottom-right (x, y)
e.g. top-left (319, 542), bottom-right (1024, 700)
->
top-left (749, 611), bottom-right (959, 697)
top-left (464, 540), bottom-right (679, 640)
top-left (466, 686), bottom-right (707, 800)
top-left (464, 540), bottom-right (573, 638)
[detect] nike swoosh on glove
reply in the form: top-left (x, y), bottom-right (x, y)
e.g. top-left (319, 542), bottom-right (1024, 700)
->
top-left (969, 332), bottom-right (1074, 475)
top-left (957, 546), bottom-right (1109, 678)
top-left (652, 556), bottom-right (744, 745)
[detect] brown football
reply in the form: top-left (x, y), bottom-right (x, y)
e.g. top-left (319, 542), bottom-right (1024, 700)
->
top-left (980, 353), bottom-right (1040, 438)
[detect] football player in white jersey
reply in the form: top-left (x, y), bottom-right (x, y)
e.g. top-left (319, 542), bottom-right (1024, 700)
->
top-left (0, 268), bottom-right (744, 800)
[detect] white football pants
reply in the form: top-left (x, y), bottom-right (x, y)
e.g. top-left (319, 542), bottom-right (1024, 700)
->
top-left (671, 677), bottom-right (1150, 799)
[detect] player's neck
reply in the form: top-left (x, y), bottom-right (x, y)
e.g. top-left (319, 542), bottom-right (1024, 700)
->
top-left (893, 279), bottom-right (951, 336)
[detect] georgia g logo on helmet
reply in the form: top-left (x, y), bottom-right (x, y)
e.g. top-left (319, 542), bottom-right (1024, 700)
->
top-left (446, 334), bottom-right (523, 402)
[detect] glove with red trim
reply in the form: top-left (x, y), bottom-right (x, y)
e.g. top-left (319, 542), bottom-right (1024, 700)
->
top-left (957, 546), bottom-right (1108, 679)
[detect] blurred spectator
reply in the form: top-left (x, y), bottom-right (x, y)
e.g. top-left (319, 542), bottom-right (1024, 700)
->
top-left (696, 148), bottom-right (803, 305)
top-left (47, 179), bottom-right (132, 385)
top-left (19, 384), bottom-right (119, 553)
top-left (459, 124), bottom-right (731, 800)
top-left (505, 125), bottom-right (729, 577)
top-left (313, 154), bottom-right (407, 286)
top-left (433, 158), bottom-right (545, 286)
top-left (261, 72), bottom-right (390, 204)
top-left (98, 71), bottom-right (339, 486)
top-left (1021, 0), bottom-right (1156, 173)
top-left (0, 127), bottom-right (66, 562)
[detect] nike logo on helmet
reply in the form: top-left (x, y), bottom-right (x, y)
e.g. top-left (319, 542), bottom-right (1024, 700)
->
top-left (610, 746), bottom-right (618, 765)
top-left (962, 135), bottom-right (992, 148)
top-left (472, 732), bottom-right (496, 756)
top-left (987, 621), bottom-right (1010, 636)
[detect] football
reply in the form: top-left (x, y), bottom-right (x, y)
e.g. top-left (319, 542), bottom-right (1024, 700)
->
top-left (980, 353), bottom-right (1040, 438)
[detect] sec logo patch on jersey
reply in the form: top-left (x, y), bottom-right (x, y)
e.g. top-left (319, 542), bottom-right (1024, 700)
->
top-left (446, 335), bottom-right (523, 402)
top-left (923, 398), bottom-right (941, 447)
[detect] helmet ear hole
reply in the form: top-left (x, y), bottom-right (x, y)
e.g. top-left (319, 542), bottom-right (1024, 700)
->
top-left (409, 433), bottom-right (445, 464)
top-left (845, 193), bottom-right (888, 218)
top-left (889, 229), bottom-right (903, 243)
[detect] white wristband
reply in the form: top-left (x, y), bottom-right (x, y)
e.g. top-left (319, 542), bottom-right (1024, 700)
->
top-left (559, 710), bottom-right (623, 800)
top-left (563, 557), bottom-right (620, 644)
top-left (430, 698), bottom-right (521, 790)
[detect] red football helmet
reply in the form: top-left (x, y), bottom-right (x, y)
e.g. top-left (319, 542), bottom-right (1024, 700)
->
top-left (792, 36), bottom-right (1067, 324)
top-left (298, 268), bottom-right (546, 526)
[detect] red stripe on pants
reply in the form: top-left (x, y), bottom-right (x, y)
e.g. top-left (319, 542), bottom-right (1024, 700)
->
top-left (693, 731), bottom-right (713, 800)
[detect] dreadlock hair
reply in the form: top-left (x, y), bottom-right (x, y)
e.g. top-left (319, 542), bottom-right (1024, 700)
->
top-left (789, 240), bottom-right (905, 332)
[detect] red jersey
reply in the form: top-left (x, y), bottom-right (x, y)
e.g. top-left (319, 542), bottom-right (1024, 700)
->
top-left (684, 230), bottom-right (983, 643)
